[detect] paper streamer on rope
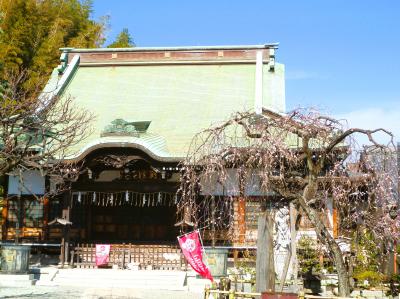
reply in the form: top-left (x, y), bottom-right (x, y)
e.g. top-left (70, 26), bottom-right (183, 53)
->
top-left (71, 191), bottom-right (178, 207)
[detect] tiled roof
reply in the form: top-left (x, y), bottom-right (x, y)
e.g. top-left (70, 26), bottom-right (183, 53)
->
top-left (43, 45), bottom-right (285, 161)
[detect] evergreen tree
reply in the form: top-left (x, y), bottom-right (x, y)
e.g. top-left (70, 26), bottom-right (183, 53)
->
top-left (0, 0), bottom-right (107, 91)
top-left (107, 28), bottom-right (135, 48)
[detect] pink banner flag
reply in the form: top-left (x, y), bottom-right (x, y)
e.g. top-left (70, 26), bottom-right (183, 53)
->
top-left (95, 244), bottom-right (110, 266)
top-left (178, 231), bottom-right (213, 281)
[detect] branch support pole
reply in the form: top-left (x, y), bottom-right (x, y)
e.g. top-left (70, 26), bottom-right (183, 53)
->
top-left (256, 202), bottom-right (275, 292)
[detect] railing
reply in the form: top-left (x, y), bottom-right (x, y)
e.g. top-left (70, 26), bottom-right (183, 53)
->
top-left (72, 243), bottom-right (187, 270)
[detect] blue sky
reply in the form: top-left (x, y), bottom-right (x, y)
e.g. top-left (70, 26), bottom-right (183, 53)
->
top-left (93, 1), bottom-right (400, 141)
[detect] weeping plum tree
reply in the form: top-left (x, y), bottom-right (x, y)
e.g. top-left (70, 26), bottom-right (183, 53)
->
top-left (178, 108), bottom-right (398, 296)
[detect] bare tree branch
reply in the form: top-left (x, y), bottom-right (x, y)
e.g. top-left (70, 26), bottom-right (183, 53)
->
top-left (0, 69), bottom-right (94, 193)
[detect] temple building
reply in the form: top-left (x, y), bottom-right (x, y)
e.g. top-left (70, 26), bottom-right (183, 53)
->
top-left (1, 44), bottom-right (295, 268)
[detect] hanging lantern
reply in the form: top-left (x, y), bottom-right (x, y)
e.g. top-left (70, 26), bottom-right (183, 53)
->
top-left (174, 205), bottom-right (194, 227)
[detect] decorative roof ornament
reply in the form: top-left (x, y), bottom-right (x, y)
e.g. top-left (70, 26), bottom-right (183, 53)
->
top-left (101, 119), bottom-right (151, 137)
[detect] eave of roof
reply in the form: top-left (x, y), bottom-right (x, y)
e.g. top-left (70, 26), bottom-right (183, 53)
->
top-left (62, 136), bottom-right (184, 163)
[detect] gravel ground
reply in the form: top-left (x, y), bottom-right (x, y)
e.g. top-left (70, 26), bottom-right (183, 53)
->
top-left (0, 286), bottom-right (204, 299)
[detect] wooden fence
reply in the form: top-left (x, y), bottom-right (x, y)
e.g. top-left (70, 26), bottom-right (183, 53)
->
top-left (72, 243), bottom-right (187, 270)
top-left (204, 289), bottom-right (354, 299)
top-left (204, 288), bottom-right (260, 299)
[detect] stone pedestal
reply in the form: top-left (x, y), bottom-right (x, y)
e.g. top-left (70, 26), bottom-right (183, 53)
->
top-left (0, 273), bottom-right (36, 287)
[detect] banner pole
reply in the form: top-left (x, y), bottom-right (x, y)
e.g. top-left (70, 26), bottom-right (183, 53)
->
top-left (198, 229), bottom-right (206, 253)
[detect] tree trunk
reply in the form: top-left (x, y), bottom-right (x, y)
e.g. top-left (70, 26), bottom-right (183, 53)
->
top-left (256, 206), bottom-right (275, 292)
top-left (297, 195), bottom-right (351, 296)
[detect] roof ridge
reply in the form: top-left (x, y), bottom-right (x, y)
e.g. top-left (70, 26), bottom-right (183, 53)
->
top-left (60, 44), bottom-right (279, 53)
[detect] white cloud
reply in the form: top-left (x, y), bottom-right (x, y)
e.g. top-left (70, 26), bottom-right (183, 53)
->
top-left (336, 106), bottom-right (400, 146)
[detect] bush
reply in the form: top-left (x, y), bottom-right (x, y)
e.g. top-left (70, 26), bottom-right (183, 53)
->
top-left (351, 231), bottom-right (386, 288)
top-left (353, 270), bottom-right (385, 287)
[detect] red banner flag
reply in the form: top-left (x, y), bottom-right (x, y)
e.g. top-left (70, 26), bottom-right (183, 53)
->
top-left (95, 244), bottom-right (110, 266)
top-left (178, 230), bottom-right (213, 281)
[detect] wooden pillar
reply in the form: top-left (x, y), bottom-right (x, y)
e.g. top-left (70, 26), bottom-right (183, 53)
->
top-left (234, 168), bottom-right (247, 262)
top-left (64, 212), bottom-right (71, 265)
top-left (87, 203), bottom-right (92, 241)
top-left (211, 196), bottom-right (216, 247)
top-left (333, 208), bottom-right (339, 238)
top-left (237, 168), bottom-right (246, 245)
top-left (60, 228), bottom-right (65, 266)
top-left (233, 197), bottom-right (246, 265)
top-left (60, 190), bottom-right (72, 267)
top-left (42, 197), bottom-right (49, 241)
top-left (15, 194), bottom-right (23, 243)
top-left (238, 198), bottom-right (246, 244)
top-left (1, 197), bottom-right (8, 241)
top-left (233, 250), bottom-right (239, 265)
top-left (256, 204), bottom-right (275, 292)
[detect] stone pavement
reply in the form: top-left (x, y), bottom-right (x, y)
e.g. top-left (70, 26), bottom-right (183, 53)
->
top-left (0, 285), bottom-right (204, 299)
